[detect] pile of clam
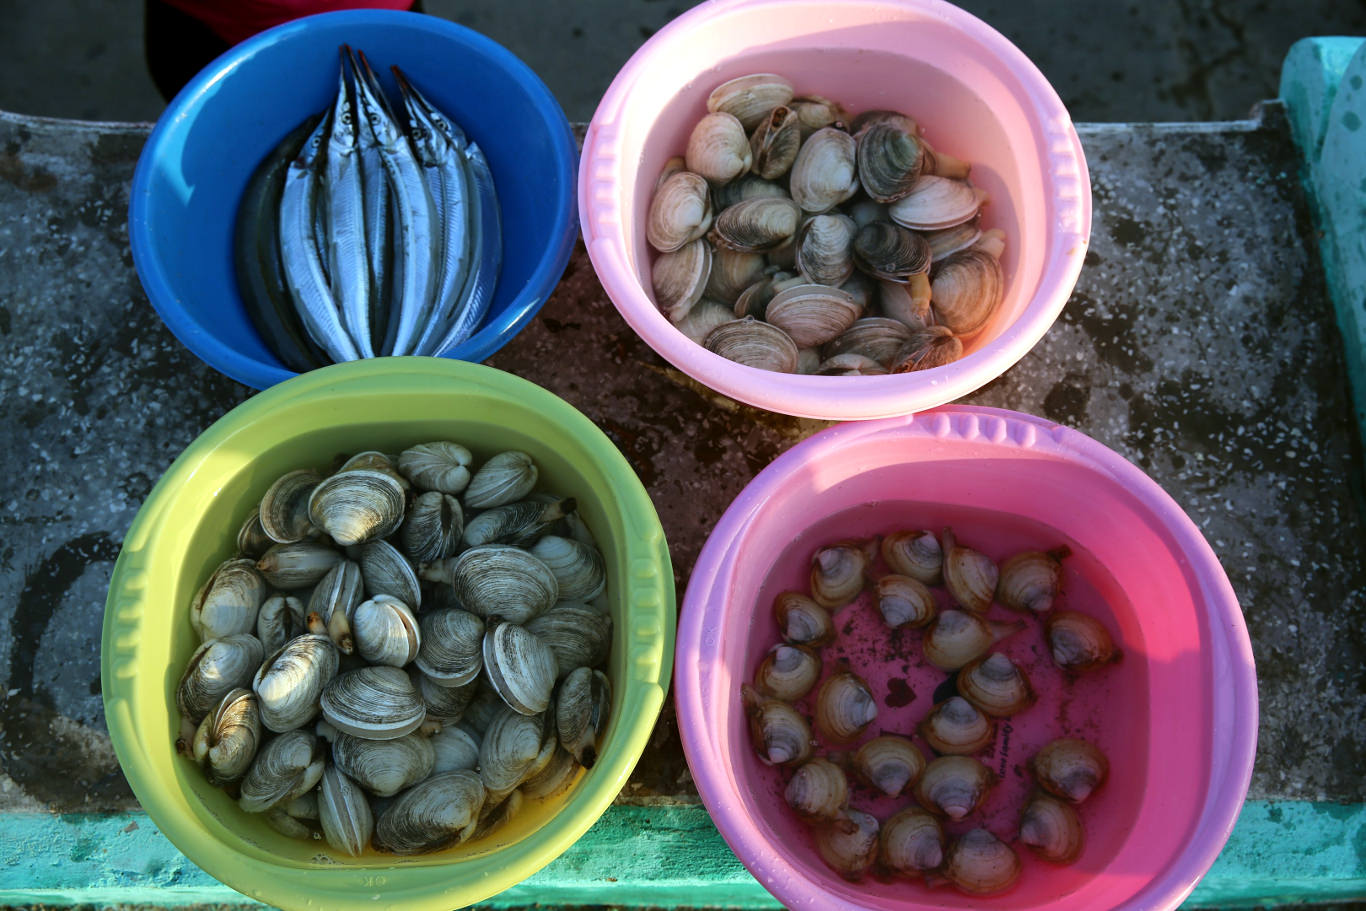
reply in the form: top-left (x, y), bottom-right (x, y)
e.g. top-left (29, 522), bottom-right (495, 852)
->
top-left (745, 528), bottom-right (1119, 895)
top-left (648, 73), bottom-right (1005, 376)
top-left (175, 443), bottom-right (613, 856)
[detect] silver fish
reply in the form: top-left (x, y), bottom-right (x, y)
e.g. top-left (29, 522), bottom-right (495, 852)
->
top-left (391, 67), bottom-right (474, 358)
top-left (350, 51), bottom-right (437, 357)
top-left (278, 109), bottom-right (361, 363)
top-left (347, 47), bottom-right (394, 356)
top-left (324, 51), bottom-right (374, 357)
top-left (428, 138), bottom-right (501, 357)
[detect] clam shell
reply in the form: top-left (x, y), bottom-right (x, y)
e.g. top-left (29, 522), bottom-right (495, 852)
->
top-left (785, 757), bottom-right (849, 825)
top-left (790, 94), bottom-right (848, 138)
top-left (852, 734), bottom-right (926, 797)
top-left (464, 451), bottom-right (539, 509)
top-left (944, 828), bottom-right (1021, 895)
top-left (520, 745), bottom-right (579, 801)
top-left (555, 666), bottom-right (611, 768)
top-left (1019, 791), bottom-right (1084, 864)
top-left (685, 111), bottom-right (752, 185)
top-left (815, 353), bottom-right (888, 376)
top-left (523, 601), bottom-right (613, 680)
top-left (706, 72), bottom-right (795, 131)
top-left (764, 283), bottom-right (862, 349)
top-left (307, 469), bottom-right (406, 548)
top-left (358, 539), bottom-right (422, 610)
top-left (256, 594), bottom-right (305, 654)
top-left (529, 535), bottom-right (606, 603)
top-left (926, 221), bottom-right (983, 261)
top-left (332, 731), bottom-right (435, 797)
top-left (711, 174), bottom-right (790, 211)
top-left (773, 591), bottom-right (834, 646)
top-left (888, 175), bottom-right (988, 231)
top-left (923, 610), bottom-right (1024, 671)
top-left (352, 594), bottom-right (421, 668)
top-left (318, 764), bottom-right (373, 856)
top-left (444, 544), bottom-right (559, 624)
top-left (852, 221), bottom-right (932, 281)
top-left (814, 808), bottom-right (880, 881)
top-left (750, 104), bottom-right (802, 179)
top-left (190, 558), bottom-right (268, 642)
top-left (306, 560), bottom-right (364, 653)
top-left (463, 497), bottom-right (573, 549)
top-left (959, 652), bottom-right (1036, 717)
top-left (256, 540), bottom-right (343, 591)
top-left (338, 450), bottom-right (409, 491)
top-left (238, 729), bottom-right (325, 814)
top-left (789, 127), bottom-right (859, 214)
top-left (252, 632), bottom-right (339, 733)
top-left (915, 756), bottom-right (996, 820)
top-left (647, 169), bottom-right (714, 254)
top-left (795, 214), bottom-right (858, 286)
top-left (704, 248), bottom-right (768, 305)
top-left (177, 633), bottom-right (266, 724)
top-left (415, 670), bottom-right (478, 723)
top-left (931, 248), bottom-right (1004, 337)
top-left (809, 539), bottom-right (872, 608)
top-left (919, 696), bottom-right (996, 755)
top-left (877, 274), bottom-right (932, 329)
top-left (875, 574), bottom-right (936, 629)
top-left (429, 723), bottom-right (482, 775)
top-left (652, 237), bottom-right (713, 322)
top-left (879, 807), bottom-right (945, 878)
top-left (849, 109), bottom-right (920, 136)
top-left (415, 609), bottom-right (486, 687)
top-left (753, 642), bottom-right (821, 702)
top-left (891, 325), bottom-right (963, 372)
top-left (1046, 610), bottom-right (1122, 672)
top-left (708, 196), bottom-right (802, 254)
top-left (373, 769), bottom-right (485, 854)
top-left (742, 683), bottom-right (813, 766)
top-left (704, 317), bottom-right (800, 373)
top-left (880, 529), bottom-right (943, 584)
top-left (397, 441), bottom-right (472, 495)
top-left (483, 619), bottom-right (559, 715)
top-left (399, 490), bottom-right (463, 563)
top-left (674, 298), bottom-right (736, 346)
top-left (320, 665), bottom-right (426, 740)
top-left (813, 671), bottom-right (878, 744)
top-left (478, 705), bottom-right (549, 798)
top-left (1029, 738), bottom-right (1109, 803)
top-left (821, 317), bottom-right (913, 369)
top-left (856, 120), bottom-right (926, 203)
top-left (734, 271), bottom-right (800, 319)
top-left (237, 510), bottom-right (273, 559)
top-left (258, 469), bottom-right (323, 544)
top-left (191, 687), bottom-right (261, 785)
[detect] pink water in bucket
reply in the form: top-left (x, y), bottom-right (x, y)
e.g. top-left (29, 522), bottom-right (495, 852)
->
top-left (579, 0), bottom-right (1092, 419)
top-left (676, 407), bottom-right (1257, 909)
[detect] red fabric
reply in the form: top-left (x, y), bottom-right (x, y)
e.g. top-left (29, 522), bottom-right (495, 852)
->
top-left (160, 0), bottom-right (416, 46)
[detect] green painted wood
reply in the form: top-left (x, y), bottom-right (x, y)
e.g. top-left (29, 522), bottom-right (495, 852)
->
top-left (0, 801), bottom-right (1363, 908)
top-left (1280, 37), bottom-right (1366, 462)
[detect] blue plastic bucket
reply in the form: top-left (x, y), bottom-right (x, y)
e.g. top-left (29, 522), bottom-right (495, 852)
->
top-left (129, 10), bottom-right (578, 389)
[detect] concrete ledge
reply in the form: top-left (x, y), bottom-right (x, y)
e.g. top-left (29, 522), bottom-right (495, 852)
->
top-left (1281, 37), bottom-right (1366, 455)
top-left (1, 802), bottom-right (1363, 908)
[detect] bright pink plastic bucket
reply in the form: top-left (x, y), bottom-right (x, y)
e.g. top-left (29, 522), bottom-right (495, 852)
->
top-left (579, 0), bottom-right (1092, 420)
top-left (676, 406), bottom-right (1256, 909)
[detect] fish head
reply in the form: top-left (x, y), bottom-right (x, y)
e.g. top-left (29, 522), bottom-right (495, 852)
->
top-left (328, 47), bottom-right (360, 152)
top-left (349, 48), bottom-right (407, 152)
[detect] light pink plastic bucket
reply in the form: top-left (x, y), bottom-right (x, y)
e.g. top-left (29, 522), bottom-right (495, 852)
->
top-left (676, 406), bottom-right (1257, 909)
top-left (579, 0), bottom-right (1091, 420)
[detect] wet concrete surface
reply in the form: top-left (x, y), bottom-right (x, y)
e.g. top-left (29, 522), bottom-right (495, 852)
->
top-left (0, 101), bottom-right (1363, 821)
